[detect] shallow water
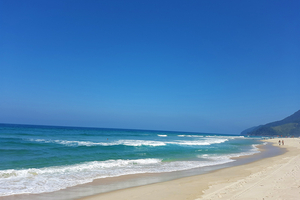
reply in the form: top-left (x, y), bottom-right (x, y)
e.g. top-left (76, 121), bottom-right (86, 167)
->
top-left (0, 124), bottom-right (267, 199)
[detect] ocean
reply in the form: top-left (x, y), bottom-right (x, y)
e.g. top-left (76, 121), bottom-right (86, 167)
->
top-left (0, 124), bottom-right (264, 199)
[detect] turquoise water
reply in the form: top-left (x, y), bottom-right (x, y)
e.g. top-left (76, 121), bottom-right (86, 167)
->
top-left (0, 124), bottom-right (263, 197)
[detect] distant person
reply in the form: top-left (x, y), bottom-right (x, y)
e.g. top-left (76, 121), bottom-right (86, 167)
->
top-left (282, 140), bottom-right (284, 145)
top-left (279, 140), bottom-right (281, 145)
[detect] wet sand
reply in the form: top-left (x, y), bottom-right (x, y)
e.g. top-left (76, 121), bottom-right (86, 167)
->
top-left (80, 138), bottom-right (300, 200)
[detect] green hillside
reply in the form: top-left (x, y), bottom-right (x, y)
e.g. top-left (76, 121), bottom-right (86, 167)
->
top-left (241, 110), bottom-right (300, 137)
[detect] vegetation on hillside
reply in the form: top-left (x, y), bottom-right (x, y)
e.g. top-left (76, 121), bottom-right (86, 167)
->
top-left (241, 110), bottom-right (300, 137)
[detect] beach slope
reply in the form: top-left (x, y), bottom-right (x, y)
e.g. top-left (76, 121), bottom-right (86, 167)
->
top-left (81, 138), bottom-right (300, 200)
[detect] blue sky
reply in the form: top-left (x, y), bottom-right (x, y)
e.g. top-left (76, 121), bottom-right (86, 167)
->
top-left (1, 0), bottom-right (299, 134)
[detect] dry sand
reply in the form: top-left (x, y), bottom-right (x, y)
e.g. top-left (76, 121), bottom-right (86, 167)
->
top-left (80, 138), bottom-right (300, 200)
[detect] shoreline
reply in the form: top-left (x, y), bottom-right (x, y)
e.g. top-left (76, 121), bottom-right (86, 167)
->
top-left (2, 138), bottom-right (297, 200)
top-left (79, 138), bottom-right (300, 200)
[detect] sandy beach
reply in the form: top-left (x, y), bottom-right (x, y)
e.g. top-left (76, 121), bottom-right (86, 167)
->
top-left (80, 138), bottom-right (300, 200)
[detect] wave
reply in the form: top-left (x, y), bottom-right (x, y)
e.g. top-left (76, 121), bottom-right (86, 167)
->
top-left (168, 138), bottom-right (228, 146)
top-left (158, 134), bottom-right (167, 137)
top-left (198, 144), bottom-right (260, 161)
top-left (0, 157), bottom-right (233, 196)
top-left (0, 158), bottom-right (161, 196)
top-left (29, 139), bottom-right (101, 146)
top-left (205, 135), bottom-right (245, 139)
top-left (178, 135), bottom-right (203, 137)
top-left (28, 137), bottom-right (228, 147)
top-left (28, 139), bottom-right (167, 147)
top-left (177, 135), bottom-right (244, 139)
top-left (119, 140), bottom-right (166, 146)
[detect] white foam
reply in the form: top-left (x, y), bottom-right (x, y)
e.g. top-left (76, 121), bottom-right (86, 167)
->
top-left (206, 135), bottom-right (245, 139)
top-left (29, 138), bottom-right (228, 147)
top-left (178, 135), bottom-right (203, 137)
top-left (29, 139), bottom-right (108, 147)
top-left (197, 144), bottom-right (260, 161)
top-left (118, 140), bottom-right (166, 147)
top-left (29, 139), bottom-right (166, 147)
top-left (167, 138), bottom-right (228, 146)
top-left (158, 134), bottom-right (167, 137)
top-left (0, 159), bottom-right (161, 196)
top-left (0, 157), bottom-right (234, 196)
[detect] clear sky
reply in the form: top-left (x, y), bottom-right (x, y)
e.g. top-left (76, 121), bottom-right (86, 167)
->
top-left (1, 0), bottom-right (299, 134)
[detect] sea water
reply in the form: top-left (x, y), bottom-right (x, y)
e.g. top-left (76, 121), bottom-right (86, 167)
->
top-left (0, 124), bottom-right (263, 197)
